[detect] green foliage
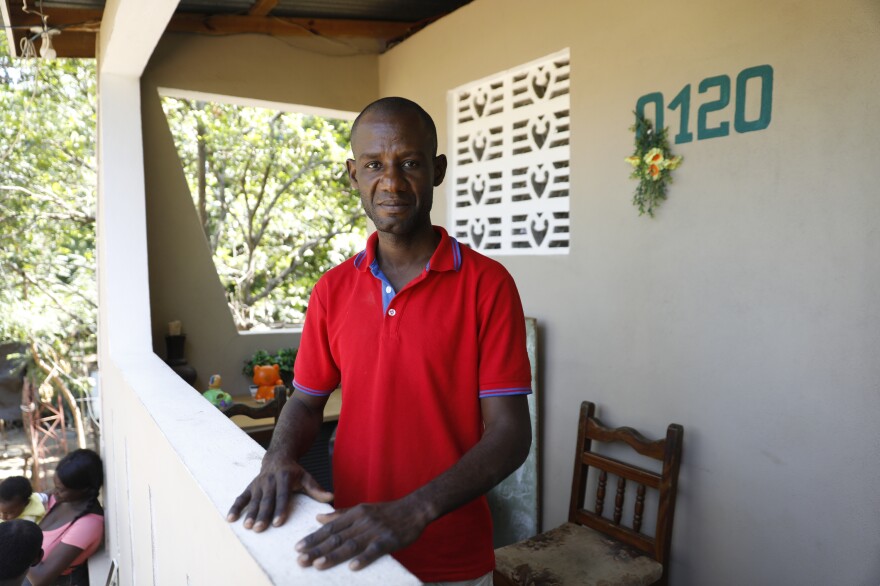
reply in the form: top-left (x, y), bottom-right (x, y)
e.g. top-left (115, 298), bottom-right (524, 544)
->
top-left (242, 347), bottom-right (297, 377)
top-left (625, 112), bottom-right (683, 218)
top-left (161, 98), bottom-right (367, 330)
top-left (274, 347), bottom-right (298, 373)
top-left (0, 42), bottom-right (97, 395)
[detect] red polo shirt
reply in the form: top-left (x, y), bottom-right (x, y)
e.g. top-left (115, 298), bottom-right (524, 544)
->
top-left (293, 226), bottom-right (532, 582)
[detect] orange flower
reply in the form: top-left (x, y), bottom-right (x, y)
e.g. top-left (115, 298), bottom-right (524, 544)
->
top-left (643, 148), bottom-right (665, 167)
top-left (649, 164), bottom-right (661, 180)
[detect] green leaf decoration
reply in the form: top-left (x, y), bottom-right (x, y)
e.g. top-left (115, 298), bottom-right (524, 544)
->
top-left (625, 112), bottom-right (683, 217)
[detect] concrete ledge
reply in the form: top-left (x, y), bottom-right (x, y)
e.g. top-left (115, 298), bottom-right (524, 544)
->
top-left (88, 548), bottom-right (113, 585)
top-left (100, 352), bottom-right (418, 585)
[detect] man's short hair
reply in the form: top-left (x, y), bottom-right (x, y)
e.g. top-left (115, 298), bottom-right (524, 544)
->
top-left (351, 97), bottom-right (439, 155)
top-left (0, 476), bottom-right (33, 504)
top-left (0, 519), bottom-right (43, 580)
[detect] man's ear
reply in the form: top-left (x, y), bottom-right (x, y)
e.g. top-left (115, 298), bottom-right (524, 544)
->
top-left (346, 159), bottom-right (358, 189)
top-left (432, 154), bottom-right (448, 187)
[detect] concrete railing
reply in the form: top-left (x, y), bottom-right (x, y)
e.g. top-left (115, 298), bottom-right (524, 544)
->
top-left (97, 352), bottom-right (417, 585)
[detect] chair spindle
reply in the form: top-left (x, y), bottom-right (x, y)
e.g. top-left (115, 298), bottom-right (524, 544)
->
top-left (634, 483), bottom-right (646, 532)
top-left (614, 476), bottom-right (626, 524)
top-left (596, 469), bottom-right (607, 516)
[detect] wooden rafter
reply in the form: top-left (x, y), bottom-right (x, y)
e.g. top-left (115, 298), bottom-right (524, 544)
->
top-left (166, 14), bottom-right (422, 41)
top-left (6, 5), bottom-right (104, 29)
top-left (3, 3), bottom-right (445, 57)
top-left (248, 0), bottom-right (279, 17)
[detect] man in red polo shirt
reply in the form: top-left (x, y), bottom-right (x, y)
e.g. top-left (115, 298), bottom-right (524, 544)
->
top-left (228, 97), bottom-right (532, 585)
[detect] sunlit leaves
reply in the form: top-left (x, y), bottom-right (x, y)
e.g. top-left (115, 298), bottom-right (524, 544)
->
top-left (161, 98), bottom-right (366, 329)
top-left (0, 42), bottom-right (96, 392)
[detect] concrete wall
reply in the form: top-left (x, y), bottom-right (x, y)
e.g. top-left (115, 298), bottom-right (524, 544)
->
top-left (98, 354), bottom-right (416, 585)
top-left (378, 1), bottom-right (880, 584)
top-left (140, 34), bottom-right (379, 391)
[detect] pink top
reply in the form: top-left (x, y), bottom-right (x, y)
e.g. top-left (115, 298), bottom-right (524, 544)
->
top-left (42, 495), bottom-right (104, 574)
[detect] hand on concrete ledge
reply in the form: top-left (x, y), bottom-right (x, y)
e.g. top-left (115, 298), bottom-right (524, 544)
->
top-left (226, 460), bottom-right (334, 532)
top-left (294, 496), bottom-right (430, 571)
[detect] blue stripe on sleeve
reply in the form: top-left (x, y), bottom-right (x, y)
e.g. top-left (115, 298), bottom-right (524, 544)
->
top-left (293, 380), bottom-right (335, 397)
top-left (478, 387), bottom-right (532, 398)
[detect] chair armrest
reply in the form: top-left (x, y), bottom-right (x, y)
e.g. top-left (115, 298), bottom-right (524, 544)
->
top-left (222, 385), bottom-right (287, 420)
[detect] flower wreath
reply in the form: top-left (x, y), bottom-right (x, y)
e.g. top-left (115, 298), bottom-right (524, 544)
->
top-left (625, 112), bottom-right (683, 217)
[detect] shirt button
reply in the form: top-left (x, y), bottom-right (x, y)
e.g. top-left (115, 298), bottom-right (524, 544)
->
top-left (385, 286), bottom-right (393, 294)
top-left (388, 309), bottom-right (396, 316)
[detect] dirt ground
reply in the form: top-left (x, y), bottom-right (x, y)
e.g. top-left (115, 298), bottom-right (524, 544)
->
top-left (0, 419), bottom-right (100, 491)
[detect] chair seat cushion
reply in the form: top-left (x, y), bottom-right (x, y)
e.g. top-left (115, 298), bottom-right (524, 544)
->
top-left (494, 522), bottom-right (663, 586)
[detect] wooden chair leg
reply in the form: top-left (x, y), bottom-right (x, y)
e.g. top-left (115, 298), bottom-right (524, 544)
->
top-left (493, 569), bottom-right (517, 586)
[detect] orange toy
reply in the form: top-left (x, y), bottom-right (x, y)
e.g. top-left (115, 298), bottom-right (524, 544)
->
top-left (253, 364), bottom-right (283, 402)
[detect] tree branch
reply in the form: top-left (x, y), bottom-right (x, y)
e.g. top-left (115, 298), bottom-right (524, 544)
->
top-left (0, 185), bottom-right (95, 224)
top-left (244, 209), bottom-right (365, 305)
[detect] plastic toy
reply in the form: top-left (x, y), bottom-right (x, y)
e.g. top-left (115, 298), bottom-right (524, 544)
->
top-left (253, 364), bottom-right (283, 402)
top-left (203, 374), bottom-right (233, 409)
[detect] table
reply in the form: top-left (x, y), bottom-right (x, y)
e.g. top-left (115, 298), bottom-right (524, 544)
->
top-left (227, 388), bottom-right (341, 433)
top-left (227, 389), bottom-right (341, 489)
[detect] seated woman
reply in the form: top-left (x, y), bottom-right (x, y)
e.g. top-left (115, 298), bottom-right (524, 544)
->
top-left (27, 449), bottom-right (104, 586)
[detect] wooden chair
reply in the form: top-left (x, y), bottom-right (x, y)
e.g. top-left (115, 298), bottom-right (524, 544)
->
top-left (494, 401), bottom-right (684, 586)
top-left (222, 385), bottom-right (287, 448)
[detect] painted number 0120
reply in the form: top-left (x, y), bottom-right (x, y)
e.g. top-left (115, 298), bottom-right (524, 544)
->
top-left (636, 65), bottom-right (773, 143)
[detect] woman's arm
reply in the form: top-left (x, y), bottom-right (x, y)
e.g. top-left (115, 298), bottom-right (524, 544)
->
top-left (26, 542), bottom-right (84, 586)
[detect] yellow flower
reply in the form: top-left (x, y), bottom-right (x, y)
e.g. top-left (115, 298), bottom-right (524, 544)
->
top-left (643, 148), bottom-right (665, 167)
top-left (648, 164), bottom-right (662, 180)
top-left (625, 155), bottom-right (641, 167)
top-left (665, 155), bottom-right (682, 170)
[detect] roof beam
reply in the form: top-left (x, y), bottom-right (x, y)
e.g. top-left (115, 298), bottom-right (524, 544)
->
top-left (248, 0), bottom-right (279, 17)
top-left (166, 14), bottom-right (423, 41)
top-left (1, 3), bottom-right (103, 57)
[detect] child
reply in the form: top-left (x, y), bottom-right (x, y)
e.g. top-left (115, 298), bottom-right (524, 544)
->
top-left (0, 476), bottom-right (47, 524)
top-left (0, 519), bottom-right (43, 586)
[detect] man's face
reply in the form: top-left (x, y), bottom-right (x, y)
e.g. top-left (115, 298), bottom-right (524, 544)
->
top-left (0, 498), bottom-right (26, 521)
top-left (347, 109), bottom-right (447, 237)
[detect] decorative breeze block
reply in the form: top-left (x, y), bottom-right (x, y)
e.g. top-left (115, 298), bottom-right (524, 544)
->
top-left (449, 49), bottom-right (571, 255)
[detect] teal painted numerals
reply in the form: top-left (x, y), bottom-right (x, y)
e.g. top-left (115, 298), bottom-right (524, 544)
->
top-left (667, 84), bottom-right (693, 143)
top-left (636, 65), bottom-right (773, 144)
top-left (635, 92), bottom-right (664, 140)
top-left (698, 75), bottom-right (730, 139)
top-left (734, 65), bottom-right (773, 133)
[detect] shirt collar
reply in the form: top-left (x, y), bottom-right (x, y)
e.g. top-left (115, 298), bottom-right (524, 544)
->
top-left (353, 226), bottom-right (462, 273)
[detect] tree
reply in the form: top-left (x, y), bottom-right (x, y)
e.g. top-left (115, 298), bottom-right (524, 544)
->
top-left (161, 98), bottom-right (366, 329)
top-left (0, 42), bottom-right (97, 448)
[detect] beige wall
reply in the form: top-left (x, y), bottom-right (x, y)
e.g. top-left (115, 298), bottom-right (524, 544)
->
top-left (141, 34), bottom-right (379, 391)
top-left (379, 1), bottom-right (880, 584)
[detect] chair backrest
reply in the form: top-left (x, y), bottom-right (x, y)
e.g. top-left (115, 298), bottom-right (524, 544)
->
top-left (222, 385), bottom-right (287, 424)
top-left (568, 401), bottom-right (683, 579)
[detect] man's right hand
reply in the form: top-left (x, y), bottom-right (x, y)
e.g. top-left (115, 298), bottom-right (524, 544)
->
top-left (227, 456), bottom-right (334, 532)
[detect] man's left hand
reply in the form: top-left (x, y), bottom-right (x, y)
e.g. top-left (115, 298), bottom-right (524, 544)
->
top-left (295, 498), bottom-right (429, 571)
